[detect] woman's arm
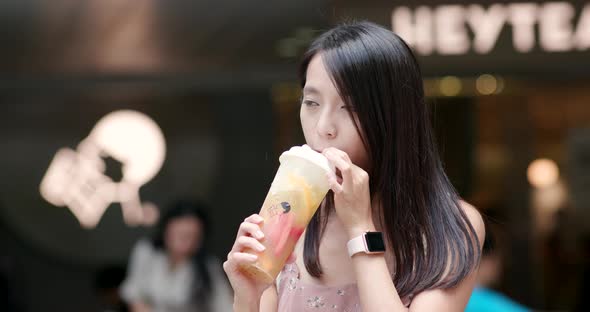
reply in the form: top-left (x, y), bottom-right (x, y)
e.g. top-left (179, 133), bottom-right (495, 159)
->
top-left (232, 284), bottom-right (277, 312)
top-left (321, 147), bottom-right (406, 311)
top-left (351, 201), bottom-right (486, 312)
top-left (259, 285), bottom-right (278, 312)
top-left (351, 250), bottom-right (407, 310)
top-left (322, 147), bottom-right (485, 311)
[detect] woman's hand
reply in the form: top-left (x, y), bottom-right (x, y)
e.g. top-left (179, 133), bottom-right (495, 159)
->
top-left (223, 214), bottom-right (297, 306)
top-left (322, 147), bottom-right (376, 238)
top-left (223, 214), bottom-right (272, 304)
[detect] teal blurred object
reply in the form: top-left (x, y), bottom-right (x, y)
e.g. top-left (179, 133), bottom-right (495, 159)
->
top-left (466, 287), bottom-right (530, 312)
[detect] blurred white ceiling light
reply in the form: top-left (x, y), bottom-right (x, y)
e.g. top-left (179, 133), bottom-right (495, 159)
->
top-left (527, 158), bottom-right (559, 188)
top-left (40, 110), bottom-right (165, 228)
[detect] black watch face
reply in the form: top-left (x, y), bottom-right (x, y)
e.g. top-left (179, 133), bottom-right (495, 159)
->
top-left (366, 232), bottom-right (386, 252)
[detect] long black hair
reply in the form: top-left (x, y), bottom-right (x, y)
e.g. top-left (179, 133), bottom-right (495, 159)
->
top-left (300, 21), bottom-right (481, 299)
top-left (152, 200), bottom-right (212, 306)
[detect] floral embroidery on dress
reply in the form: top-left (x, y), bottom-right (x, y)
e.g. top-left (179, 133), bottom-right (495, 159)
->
top-left (278, 262), bottom-right (414, 312)
top-left (287, 277), bottom-right (298, 291)
top-left (307, 296), bottom-right (325, 308)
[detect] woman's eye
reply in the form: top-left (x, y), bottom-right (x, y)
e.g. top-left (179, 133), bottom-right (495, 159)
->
top-left (341, 105), bottom-right (356, 111)
top-left (302, 100), bottom-right (319, 107)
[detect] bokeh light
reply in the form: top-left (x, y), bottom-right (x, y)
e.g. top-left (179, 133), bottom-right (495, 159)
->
top-left (527, 158), bottom-right (559, 188)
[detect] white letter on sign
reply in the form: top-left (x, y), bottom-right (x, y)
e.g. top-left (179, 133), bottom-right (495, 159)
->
top-left (436, 5), bottom-right (470, 54)
top-left (540, 2), bottom-right (575, 52)
top-left (508, 3), bottom-right (538, 52)
top-left (392, 6), bottom-right (434, 55)
top-left (467, 4), bottom-right (508, 54)
top-left (575, 4), bottom-right (590, 50)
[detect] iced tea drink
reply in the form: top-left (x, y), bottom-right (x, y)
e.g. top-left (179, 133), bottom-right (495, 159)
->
top-left (239, 145), bottom-right (333, 283)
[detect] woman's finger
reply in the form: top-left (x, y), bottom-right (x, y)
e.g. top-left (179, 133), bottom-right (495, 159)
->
top-left (244, 214), bottom-right (264, 224)
top-left (236, 221), bottom-right (265, 240)
top-left (235, 236), bottom-right (266, 253)
top-left (323, 148), bottom-right (354, 191)
top-left (326, 172), bottom-right (344, 194)
top-left (228, 252), bottom-right (258, 264)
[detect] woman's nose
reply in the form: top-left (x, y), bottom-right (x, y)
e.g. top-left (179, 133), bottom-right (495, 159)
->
top-left (316, 110), bottom-right (337, 139)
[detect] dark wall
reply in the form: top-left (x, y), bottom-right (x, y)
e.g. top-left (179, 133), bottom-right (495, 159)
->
top-left (0, 85), bottom-right (278, 311)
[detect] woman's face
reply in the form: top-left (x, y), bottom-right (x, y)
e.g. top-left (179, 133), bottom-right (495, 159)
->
top-left (300, 53), bottom-right (370, 170)
top-left (164, 216), bottom-right (203, 260)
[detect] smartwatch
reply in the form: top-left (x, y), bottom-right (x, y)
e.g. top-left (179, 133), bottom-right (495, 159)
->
top-left (347, 231), bottom-right (386, 257)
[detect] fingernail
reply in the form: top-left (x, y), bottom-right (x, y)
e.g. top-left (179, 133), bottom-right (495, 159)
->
top-left (257, 245), bottom-right (266, 252)
top-left (256, 231), bottom-right (265, 239)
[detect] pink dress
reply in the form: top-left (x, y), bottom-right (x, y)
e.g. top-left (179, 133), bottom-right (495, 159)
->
top-left (277, 263), bottom-right (412, 311)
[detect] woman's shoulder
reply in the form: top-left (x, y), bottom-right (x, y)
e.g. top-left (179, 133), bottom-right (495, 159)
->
top-left (458, 200), bottom-right (486, 246)
top-left (124, 239), bottom-right (161, 275)
top-left (131, 238), bottom-right (159, 258)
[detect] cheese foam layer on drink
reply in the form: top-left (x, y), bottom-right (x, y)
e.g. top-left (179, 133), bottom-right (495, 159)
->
top-left (279, 145), bottom-right (335, 175)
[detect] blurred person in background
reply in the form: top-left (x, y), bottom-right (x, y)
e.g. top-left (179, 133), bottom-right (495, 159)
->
top-left (466, 224), bottom-right (530, 312)
top-left (120, 200), bottom-right (232, 312)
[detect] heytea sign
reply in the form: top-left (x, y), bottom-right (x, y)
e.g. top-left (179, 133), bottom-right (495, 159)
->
top-left (392, 2), bottom-right (590, 55)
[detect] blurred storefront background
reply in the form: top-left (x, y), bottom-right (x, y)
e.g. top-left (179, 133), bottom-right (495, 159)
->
top-left (1, 0), bottom-right (589, 311)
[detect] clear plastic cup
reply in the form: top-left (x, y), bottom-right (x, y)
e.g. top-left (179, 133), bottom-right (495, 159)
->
top-left (239, 146), bottom-right (333, 283)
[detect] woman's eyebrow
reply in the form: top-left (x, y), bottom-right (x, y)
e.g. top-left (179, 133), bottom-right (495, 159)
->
top-left (303, 85), bottom-right (320, 95)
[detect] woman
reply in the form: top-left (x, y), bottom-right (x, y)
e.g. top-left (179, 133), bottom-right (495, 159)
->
top-left (120, 200), bottom-right (233, 312)
top-left (224, 21), bottom-right (485, 311)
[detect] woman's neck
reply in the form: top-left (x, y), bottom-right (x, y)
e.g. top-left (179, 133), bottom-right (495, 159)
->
top-left (305, 214), bottom-right (356, 286)
top-left (168, 255), bottom-right (188, 270)
top-left (324, 213), bottom-right (350, 243)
